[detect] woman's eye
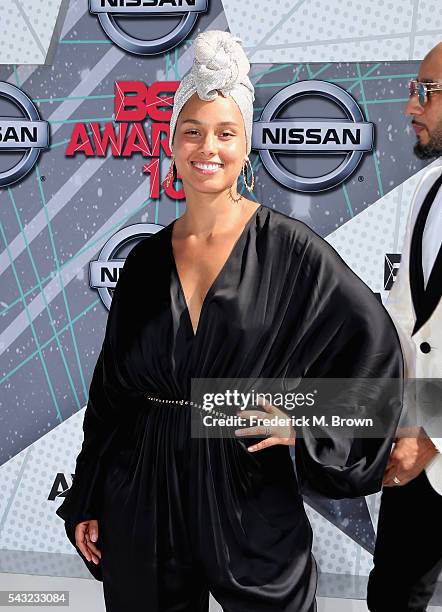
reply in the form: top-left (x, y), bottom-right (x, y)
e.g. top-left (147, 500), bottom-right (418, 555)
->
top-left (184, 130), bottom-right (234, 137)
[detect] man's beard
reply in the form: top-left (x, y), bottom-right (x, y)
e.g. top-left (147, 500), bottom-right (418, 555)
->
top-left (414, 124), bottom-right (442, 159)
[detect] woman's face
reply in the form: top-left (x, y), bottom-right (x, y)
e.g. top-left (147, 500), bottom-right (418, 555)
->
top-left (172, 92), bottom-right (247, 195)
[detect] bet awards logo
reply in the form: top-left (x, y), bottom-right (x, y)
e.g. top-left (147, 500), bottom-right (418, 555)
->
top-left (0, 82), bottom-right (49, 187)
top-left (252, 80), bottom-right (374, 192)
top-left (89, 0), bottom-right (208, 55)
top-left (89, 223), bottom-right (163, 310)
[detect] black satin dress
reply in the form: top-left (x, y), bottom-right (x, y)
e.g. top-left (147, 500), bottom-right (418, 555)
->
top-left (56, 204), bottom-right (403, 612)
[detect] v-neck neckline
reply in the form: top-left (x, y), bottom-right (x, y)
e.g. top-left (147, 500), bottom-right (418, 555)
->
top-left (169, 204), bottom-right (263, 339)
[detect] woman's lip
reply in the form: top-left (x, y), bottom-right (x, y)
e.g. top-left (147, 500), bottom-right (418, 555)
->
top-left (190, 162), bottom-right (224, 175)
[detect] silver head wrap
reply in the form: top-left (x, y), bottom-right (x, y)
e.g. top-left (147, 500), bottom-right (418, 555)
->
top-left (168, 30), bottom-right (255, 156)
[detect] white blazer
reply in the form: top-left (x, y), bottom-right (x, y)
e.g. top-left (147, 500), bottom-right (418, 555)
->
top-left (386, 161), bottom-right (442, 495)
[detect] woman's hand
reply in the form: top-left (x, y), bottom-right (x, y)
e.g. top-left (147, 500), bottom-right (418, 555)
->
top-left (75, 519), bottom-right (101, 565)
top-left (234, 396), bottom-right (296, 452)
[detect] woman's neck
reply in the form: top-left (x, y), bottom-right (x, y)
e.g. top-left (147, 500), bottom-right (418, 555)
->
top-left (175, 189), bottom-right (257, 237)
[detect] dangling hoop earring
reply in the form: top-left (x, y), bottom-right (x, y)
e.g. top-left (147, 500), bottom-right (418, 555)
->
top-left (228, 183), bottom-right (242, 204)
top-left (163, 155), bottom-right (176, 188)
top-left (242, 157), bottom-right (254, 192)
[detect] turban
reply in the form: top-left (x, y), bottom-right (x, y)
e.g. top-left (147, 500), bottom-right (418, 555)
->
top-left (168, 30), bottom-right (255, 156)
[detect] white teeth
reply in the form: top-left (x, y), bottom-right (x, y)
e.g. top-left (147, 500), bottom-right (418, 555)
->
top-left (192, 162), bottom-right (223, 170)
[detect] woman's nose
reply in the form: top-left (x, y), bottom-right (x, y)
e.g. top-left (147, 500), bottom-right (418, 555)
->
top-left (198, 132), bottom-right (217, 155)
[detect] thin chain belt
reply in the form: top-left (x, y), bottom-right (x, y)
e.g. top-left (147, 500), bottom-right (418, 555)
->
top-left (144, 393), bottom-right (228, 417)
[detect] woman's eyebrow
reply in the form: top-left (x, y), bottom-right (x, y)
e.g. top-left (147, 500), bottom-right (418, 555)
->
top-left (181, 119), bottom-right (240, 127)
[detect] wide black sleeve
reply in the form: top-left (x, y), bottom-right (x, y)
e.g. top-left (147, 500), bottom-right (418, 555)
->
top-left (292, 236), bottom-right (404, 500)
top-left (55, 241), bottom-right (145, 580)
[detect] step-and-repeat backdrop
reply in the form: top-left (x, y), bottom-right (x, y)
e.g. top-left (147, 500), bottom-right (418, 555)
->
top-left (0, 0), bottom-right (439, 596)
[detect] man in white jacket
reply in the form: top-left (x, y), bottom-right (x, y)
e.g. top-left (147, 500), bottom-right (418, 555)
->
top-left (367, 42), bottom-right (442, 611)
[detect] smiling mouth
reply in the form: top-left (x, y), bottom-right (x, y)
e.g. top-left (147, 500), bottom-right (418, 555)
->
top-left (191, 161), bottom-right (224, 168)
top-left (190, 161), bottom-right (224, 174)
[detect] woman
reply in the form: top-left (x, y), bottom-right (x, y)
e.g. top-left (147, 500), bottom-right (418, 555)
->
top-left (56, 31), bottom-right (403, 612)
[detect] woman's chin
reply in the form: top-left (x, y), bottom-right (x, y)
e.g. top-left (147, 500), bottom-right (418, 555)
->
top-left (183, 179), bottom-right (230, 193)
